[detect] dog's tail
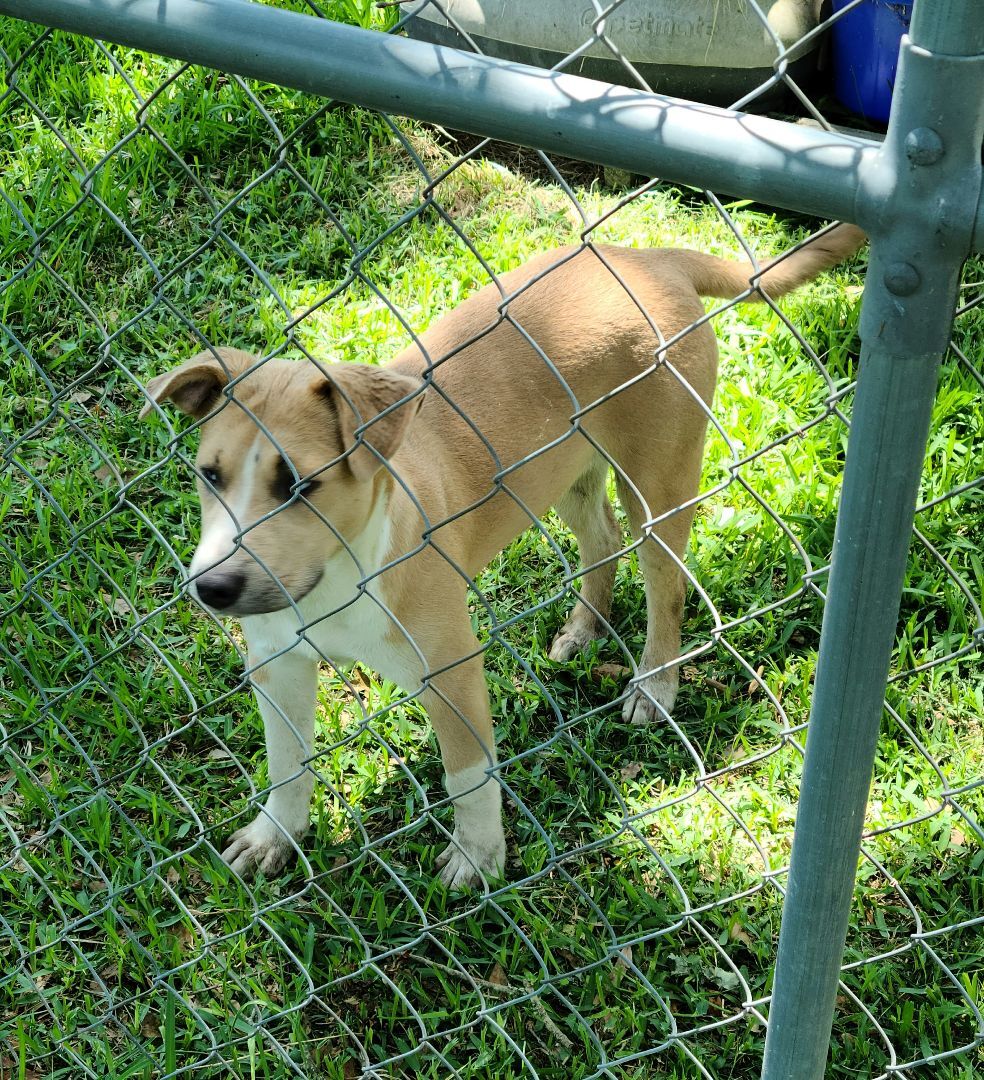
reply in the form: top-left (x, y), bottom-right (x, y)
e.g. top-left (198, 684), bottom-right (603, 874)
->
top-left (670, 223), bottom-right (866, 301)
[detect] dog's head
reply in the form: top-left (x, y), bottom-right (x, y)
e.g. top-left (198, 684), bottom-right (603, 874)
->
top-left (141, 347), bottom-right (423, 615)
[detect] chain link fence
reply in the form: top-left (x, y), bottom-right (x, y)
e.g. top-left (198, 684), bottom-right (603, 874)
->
top-left (1, 2), bottom-right (982, 1078)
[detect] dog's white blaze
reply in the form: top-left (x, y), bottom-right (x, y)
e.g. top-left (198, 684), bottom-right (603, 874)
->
top-left (190, 432), bottom-right (265, 577)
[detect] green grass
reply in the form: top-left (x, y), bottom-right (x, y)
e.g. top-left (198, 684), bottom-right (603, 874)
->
top-left (1, 8), bottom-right (983, 1080)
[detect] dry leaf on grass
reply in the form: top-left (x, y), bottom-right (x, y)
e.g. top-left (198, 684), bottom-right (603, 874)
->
top-left (729, 921), bottom-right (755, 947)
top-left (591, 662), bottom-right (630, 681)
top-left (746, 664), bottom-right (766, 697)
top-left (488, 962), bottom-right (509, 988)
top-left (140, 1014), bottom-right (161, 1039)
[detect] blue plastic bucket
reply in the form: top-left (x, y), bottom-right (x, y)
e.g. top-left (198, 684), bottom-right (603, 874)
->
top-left (831, 0), bottom-right (913, 123)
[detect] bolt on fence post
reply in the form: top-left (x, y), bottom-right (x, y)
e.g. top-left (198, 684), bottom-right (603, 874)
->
top-left (760, 3), bottom-right (984, 1079)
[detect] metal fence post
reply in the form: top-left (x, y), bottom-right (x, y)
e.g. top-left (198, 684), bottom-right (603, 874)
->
top-left (760, 4), bottom-right (984, 1078)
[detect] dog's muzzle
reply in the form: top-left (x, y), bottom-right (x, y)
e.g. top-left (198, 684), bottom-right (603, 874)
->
top-left (190, 565), bottom-right (324, 615)
top-left (194, 569), bottom-right (246, 611)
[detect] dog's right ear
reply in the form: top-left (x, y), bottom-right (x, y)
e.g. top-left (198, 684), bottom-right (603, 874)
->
top-left (139, 348), bottom-right (255, 420)
top-left (311, 364), bottom-right (424, 482)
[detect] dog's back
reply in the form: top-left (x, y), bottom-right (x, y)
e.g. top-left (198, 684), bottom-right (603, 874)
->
top-left (389, 225), bottom-right (865, 573)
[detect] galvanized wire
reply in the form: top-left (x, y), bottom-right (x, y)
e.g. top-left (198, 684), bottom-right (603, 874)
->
top-left (1, 3), bottom-right (981, 1079)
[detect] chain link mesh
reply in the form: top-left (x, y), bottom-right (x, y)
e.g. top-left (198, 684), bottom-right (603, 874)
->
top-left (1, 2), bottom-right (982, 1078)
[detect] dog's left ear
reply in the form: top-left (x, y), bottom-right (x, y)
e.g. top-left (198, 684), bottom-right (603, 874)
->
top-left (139, 348), bottom-right (256, 420)
top-left (313, 364), bottom-right (424, 482)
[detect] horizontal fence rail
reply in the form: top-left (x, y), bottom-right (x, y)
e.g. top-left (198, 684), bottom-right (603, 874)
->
top-left (9, 1), bottom-right (984, 249)
top-left (0, 0), bottom-right (933, 233)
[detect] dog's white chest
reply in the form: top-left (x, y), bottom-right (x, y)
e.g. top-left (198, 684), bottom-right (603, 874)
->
top-left (245, 587), bottom-right (415, 681)
top-left (239, 510), bottom-right (420, 691)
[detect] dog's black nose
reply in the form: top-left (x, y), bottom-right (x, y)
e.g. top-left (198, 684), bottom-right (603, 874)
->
top-left (195, 571), bottom-right (245, 611)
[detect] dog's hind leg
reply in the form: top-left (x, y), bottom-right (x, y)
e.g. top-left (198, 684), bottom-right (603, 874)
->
top-left (221, 649), bottom-right (318, 876)
top-left (548, 458), bottom-right (621, 663)
top-left (615, 475), bottom-right (697, 726)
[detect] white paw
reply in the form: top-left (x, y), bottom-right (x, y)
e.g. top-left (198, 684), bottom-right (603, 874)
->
top-left (221, 812), bottom-right (306, 878)
top-left (621, 670), bottom-right (678, 726)
top-left (548, 625), bottom-right (603, 663)
top-left (435, 825), bottom-right (506, 890)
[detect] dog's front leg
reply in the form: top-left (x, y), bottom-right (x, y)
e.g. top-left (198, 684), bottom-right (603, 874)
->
top-left (221, 649), bottom-right (318, 877)
top-left (423, 648), bottom-right (505, 889)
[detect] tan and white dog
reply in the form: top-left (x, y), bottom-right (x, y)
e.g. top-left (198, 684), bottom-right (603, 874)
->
top-left (141, 224), bottom-right (863, 888)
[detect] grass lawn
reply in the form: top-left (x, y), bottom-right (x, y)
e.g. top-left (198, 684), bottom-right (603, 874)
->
top-left (1, 4), bottom-right (982, 1078)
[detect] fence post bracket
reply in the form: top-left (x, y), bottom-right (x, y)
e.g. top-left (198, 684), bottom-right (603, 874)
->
top-left (855, 41), bottom-right (984, 354)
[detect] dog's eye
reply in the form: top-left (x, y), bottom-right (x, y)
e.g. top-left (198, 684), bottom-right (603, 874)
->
top-left (199, 466), bottom-right (221, 488)
top-left (272, 454), bottom-right (320, 503)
